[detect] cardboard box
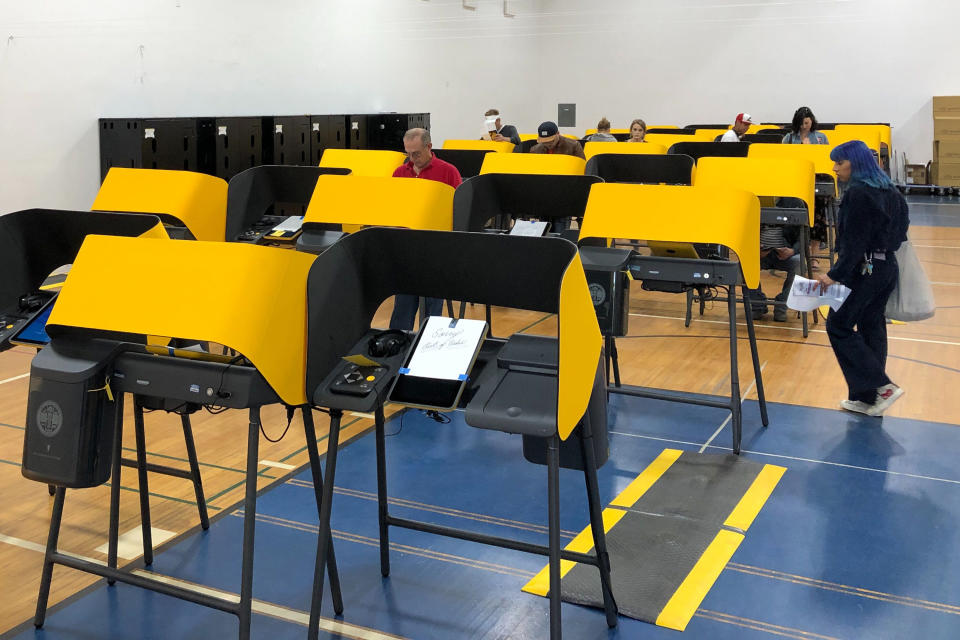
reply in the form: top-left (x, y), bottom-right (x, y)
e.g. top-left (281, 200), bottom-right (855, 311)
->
top-left (934, 140), bottom-right (960, 163)
top-left (933, 116), bottom-right (960, 141)
top-left (930, 161), bottom-right (960, 186)
top-left (933, 96), bottom-right (960, 117)
top-left (904, 164), bottom-right (928, 185)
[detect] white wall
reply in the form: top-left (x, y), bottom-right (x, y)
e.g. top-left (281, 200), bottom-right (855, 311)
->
top-left (0, 0), bottom-right (543, 212)
top-left (2, 0), bottom-right (959, 212)
top-left (532, 0), bottom-right (960, 171)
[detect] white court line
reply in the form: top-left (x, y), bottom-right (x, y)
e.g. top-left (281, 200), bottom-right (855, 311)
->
top-left (628, 312), bottom-right (960, 347)
top-left (0, 533), bottom-right (405, 640)
top-left (931, 282), bottom-right (960, 287)
top-left (259, 460), bottom-right (295, 470)
top-left (0, 372), bottom-right (29, 386)
top-left (913, 245), bottom-right (960, 250)
top-left (699, 361), bottom-right (766, 453)
top-left (610, 431), bottom-right (960, 486)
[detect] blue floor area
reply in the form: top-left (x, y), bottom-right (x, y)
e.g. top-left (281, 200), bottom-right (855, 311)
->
top-left (6, 395), bottom-right (960, 639)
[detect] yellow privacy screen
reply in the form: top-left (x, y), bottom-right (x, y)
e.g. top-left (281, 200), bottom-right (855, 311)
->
top-left (695, 156), bottom-right (815, 225)
top-left (318, 149), bottom-right (406, 177)
top-left (480, 153), bottom-right (585, 176)
top-left (47, 235), bottom-right (316, 406)
top-left (305, 175), bottom-right (454, 231)
top-left (579, 183), bottom-right (761, 288)
top-left (92, 168), bottom-right (228, 242)
top-left (583, 142), bottom-right (667, 160)
top-left (557, 252), bottom-right (602, 440)
top-left (442, 140), bottom-right (516, 153)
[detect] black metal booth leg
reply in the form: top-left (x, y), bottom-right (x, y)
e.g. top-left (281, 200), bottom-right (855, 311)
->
top-left (34, 486), bottom-right (66, 628)
top-left (375, 405), bottom-right (391, 577)
top-left (740, 285), bottom-right (769, 428)
top-left (237, 407), bottom-right (263, 640)
top-left (132, 398), bottom-right (154, 565)
top-left (301, 407), bottom-right (344, 615)
top-left (578, 415), bottom-right (619, 627)
top-left (726, 288), bottom-right (742, 454)
top-left (308, 409), bottom-right (343, 640)
top-left (107, 392), bottom-right (125, 583)
top-left (547, 435), bottom-right (562, 640)
top-left (180, 413), bottom-right (210, 530)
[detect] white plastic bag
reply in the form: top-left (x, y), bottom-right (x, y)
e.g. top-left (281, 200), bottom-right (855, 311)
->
top-left (885, 240), bottom-right (935, 321)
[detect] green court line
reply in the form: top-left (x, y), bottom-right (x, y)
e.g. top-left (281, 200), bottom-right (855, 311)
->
top-left (516, 313), bottom-right (555, 334)
top-left (0, 422), bottom-right (24, 431)
top-left (120, 445), bottom-right (248, 475)
top-left (1, 457), bottom-right (21, 467)
top-left (105, 482), bottom-right (224, 510)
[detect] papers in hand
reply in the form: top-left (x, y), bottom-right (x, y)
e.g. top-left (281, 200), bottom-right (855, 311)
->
top-left (786, 276), bottom-right (851, 312)
top-left (404, 316), bottom-right (487, 381)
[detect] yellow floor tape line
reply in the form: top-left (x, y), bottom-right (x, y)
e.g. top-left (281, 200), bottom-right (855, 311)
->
top-left (609, 448), bottom-right (682, 508)
top-left (725, 464), bottom-right (787, 531)
top-left (521, 508), bottom-right (626, 597)
top-left (656, 529), bottom-right (744, 631)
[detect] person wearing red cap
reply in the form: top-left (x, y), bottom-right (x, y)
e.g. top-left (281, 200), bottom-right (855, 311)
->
top-left (720, 113), bottom-right (753, 142)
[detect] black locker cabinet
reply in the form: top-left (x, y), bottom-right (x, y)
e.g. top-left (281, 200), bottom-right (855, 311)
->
top-left (311, 115), bottom-right (348, 164)
top-left (271, 116), bottom-right (311, 166)
top-left (98, 119), bottom-right (143, 181)
top-left (140, 118), bottom-right (216, 176)
top-left (215, 117), bottom-right (264, 181)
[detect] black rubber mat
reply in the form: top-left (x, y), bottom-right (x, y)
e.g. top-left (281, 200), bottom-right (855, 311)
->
top-left (556, 452), bottom-right (768, 624)
top-left (559, 510), bottom-right (726, 623)
top-left (623, 452), bottom-right (765, 528)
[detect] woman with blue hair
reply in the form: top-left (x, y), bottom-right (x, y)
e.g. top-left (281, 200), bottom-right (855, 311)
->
top-left (816, 140), bottom-right (909, 416)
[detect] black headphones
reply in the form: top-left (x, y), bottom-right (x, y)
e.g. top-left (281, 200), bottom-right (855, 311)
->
top-left (367, 330), bottom-right (410, 358)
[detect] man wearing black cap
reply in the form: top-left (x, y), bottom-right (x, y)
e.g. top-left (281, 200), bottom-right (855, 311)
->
top-left (530, 121), bottom-right (585, 159)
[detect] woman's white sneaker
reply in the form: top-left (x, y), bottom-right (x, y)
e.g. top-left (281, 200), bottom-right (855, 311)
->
top-left (865, 384), bottom-right (904, 416)
top-left (840, 399), bottom-right (873, 415)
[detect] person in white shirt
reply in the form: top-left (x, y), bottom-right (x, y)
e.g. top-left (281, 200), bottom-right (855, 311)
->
top-left (720, 113), bottom-right (753, 142)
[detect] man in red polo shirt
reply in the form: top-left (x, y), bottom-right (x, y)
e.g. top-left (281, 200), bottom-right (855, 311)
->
top-left (389, 128), bottom-right (462, 330)
top-left (392, 128), bottom-right (462, 187)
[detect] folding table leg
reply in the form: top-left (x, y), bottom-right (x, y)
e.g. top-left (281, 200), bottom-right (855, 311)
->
top-left (301, 407), bottom-right (344, 615)
top-left (684, 289), bottom-right (694, 327)
top-left (609, 337), bottom-right (621, 388)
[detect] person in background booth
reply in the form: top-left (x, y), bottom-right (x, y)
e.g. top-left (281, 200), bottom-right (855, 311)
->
top-left (627, 118), bottom-right (647, 142)
top-left (816, 140), bottom-right (909, 417)
top-left (484, 108), bottom-right (521, 146)
top-left (783, 106), bottom-right (830, 268)
top-left (389, 128), bottom-right (462, 331)
top-left (530, 121), bottom-right (585, 159)
top-left (720, 113), bottom-right (753, 142)
top-left (587, 117), bottom-right (617, 142)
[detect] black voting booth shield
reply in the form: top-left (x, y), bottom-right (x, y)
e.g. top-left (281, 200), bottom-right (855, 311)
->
top-left (452, 173), bottom-right (602, 233)
top-left (225, 165), bottom-right (351, 242)
top-left (584, 153), bottom-right (695, 185)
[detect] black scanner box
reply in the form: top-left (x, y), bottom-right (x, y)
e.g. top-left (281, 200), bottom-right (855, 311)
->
top-left (22, 343), bottom-right (119, 488)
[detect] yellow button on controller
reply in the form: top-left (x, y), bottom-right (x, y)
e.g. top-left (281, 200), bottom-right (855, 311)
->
top-left (366, 375), bottom-right (376, 382)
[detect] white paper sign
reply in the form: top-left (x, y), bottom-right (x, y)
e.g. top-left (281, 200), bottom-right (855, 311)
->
top-left (509, 220), bottom-right (549, 237)
top-left (786, 276), bottom-right (851, 312)
top-left (272, 216), bottom-right (304, 233)
top-left (405, 316), bottom-right (487, 381)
